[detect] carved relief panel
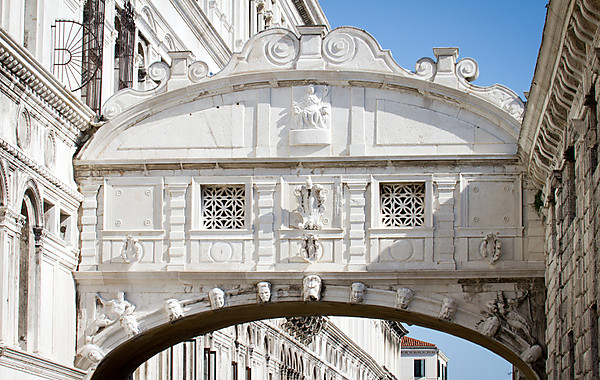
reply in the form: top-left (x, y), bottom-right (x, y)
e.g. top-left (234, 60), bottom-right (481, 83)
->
top-left (278, 176), bottom-right (342, 265)
top-left (459, 175), bottom-right (522, 266)
top-left (101, 178), bottom-right (164, 265)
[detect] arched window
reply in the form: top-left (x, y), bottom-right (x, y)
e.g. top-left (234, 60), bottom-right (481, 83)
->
top-left (18, 187), bottom-right (39, 350)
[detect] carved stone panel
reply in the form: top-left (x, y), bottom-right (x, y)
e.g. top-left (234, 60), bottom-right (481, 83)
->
top-left (466, 180), bottom-right (518, 227)
top-left (379, 238), bottom-right (424, 262)
top-left (105, 181), bottom-right (162, 231)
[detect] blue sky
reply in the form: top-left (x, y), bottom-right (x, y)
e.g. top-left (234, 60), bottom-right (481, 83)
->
top-left (320, 0), bottom-right (548, 98)
top-left (319, 1), bottom-right (548, 378)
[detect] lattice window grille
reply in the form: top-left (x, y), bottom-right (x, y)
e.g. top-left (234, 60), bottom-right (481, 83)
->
top-left (380, 183), bottom-right (425, 227)
top-left (201, 185), bottom-right (246, 229)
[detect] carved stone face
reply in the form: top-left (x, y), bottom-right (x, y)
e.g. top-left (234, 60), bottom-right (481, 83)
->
top-left (209, 288), bottom-right (225, 309)
top-left (303, 275), bottom-right (322, 302)
top-left (395, 288), bottom-right (414, 310)
top-left (521, 345), bottom-right (542, 363)
top-left (439, 297), bottom-right (458, 320)
top-left (165, 299), bottom-right (184, 320)
top-left (350, 282), bottom-right (366, 304)
top-left (257, 282), bottom-right (271, 303)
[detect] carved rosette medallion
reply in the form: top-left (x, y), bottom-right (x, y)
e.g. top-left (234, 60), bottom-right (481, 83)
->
top-left (120, 235), bottom-right (143, 264)
top-left (294, 177), bottom-right (326, 230)
top-left (479, 233), bottom-right (501, 264)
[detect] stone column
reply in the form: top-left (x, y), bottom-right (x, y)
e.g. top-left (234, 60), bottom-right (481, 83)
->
top-left (80, 182), bottom-right (101, 269)
top-left (165, 179), bottom-right (190, 268)
top-left (434, 176), bottom-right (456, 266)
top-left (0, 207), bottom-right (24, 345)
top-left (345, 179), bottom-right (368, 266)
top-left (30, 227), bottom-right (46, 354)
top-left (254, 180), bottom-right (276, 270)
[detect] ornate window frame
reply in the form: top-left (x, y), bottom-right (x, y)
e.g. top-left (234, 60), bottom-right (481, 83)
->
top-left (190, 177), bottom-right (252, 233)
top-left (370, 175), bottom-right (433, 231)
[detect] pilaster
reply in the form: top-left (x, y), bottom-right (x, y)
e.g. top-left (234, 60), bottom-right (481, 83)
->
top-left (434, 176), bottom-right (457, 266)
top-left (254, 180), bottom-right (277, 270)
top-left (80, 183), bottom-right (101, 269)
top-left (345, 179), bottom-right (368, 266)
top-left (165, 179), bottom-right (190, 268)
top-left (0, 207), bottom-right (24, 345)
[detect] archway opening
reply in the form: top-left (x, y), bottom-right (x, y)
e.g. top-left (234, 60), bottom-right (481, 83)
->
top-left (90, 301), bottom-right (538, 380)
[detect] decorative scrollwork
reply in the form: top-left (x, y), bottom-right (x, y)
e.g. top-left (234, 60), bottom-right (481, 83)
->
top-left (456, 58), bottom-right (479, 82)
top-left (121, 235), bottom-right (143, 264)
top-left (188, 61), bottom-right (209, 82)
top-left (294, 177), bottom-right (326, 230)
top-left (323, 33), bottom-right (356, 63)
top-left (299, 234), bottom-right (323, 263)
top-left (479, 233), bottom-right (501, 264)
top-left (414, 57), bottom-right (436, 80)
top-left (264, 35), bottom-right (298, 65)
top-left (148, 61), bottom-right (171, 83)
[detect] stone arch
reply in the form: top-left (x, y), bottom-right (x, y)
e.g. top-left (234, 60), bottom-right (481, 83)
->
top-left (86, 287), bottom-right (543, 380)
top-left (17, 178), bottom-right (42, 227)
top-left (140, 7), bottom-right (156, 32)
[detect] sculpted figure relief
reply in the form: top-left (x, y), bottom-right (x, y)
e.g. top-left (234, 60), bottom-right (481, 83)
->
top-left (295, 177), bottom-right (326, 231)
top-left (479, 233), bottom-right (501, 264)
top-left (479, 291), bottom-right (536, 344)
top-left (292, 85), bottom-right (330, 130)
top-left (257, 281), bottom-right (272, 303)
top-left (303, 275), bottom-right (322, 302)
top-left (165, 299), bottom-right (185, 321)
top-left (89, 292), bottom-right (136, 336)
top-left (395, 288), bottom-right (414, 310)
top-left (438, 297), bottom-right (458, 320)
top-left (209, 288), bottom-right (226, 309)
top-left (349, 282), bottom-right (366, 304)
top-left (300, 234), bottom-right (323, 262)
top-left (120, 314), bottom-right (140, 337)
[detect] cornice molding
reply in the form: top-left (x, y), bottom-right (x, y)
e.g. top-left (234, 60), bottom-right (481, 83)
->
top-left (0, 136), bottom-right (83, 202)
top-left (0, 344), bottom-right (86, 380)
top-left (169, 0), bottom-right (232, 68)
top-left (520, 0), bottom-right (600, 190)
top-left (0, 27), bottom-right (94, 132)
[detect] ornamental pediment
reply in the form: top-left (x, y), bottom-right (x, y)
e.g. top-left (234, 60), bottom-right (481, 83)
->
top-left (80, 26), bottom-right (524, 162)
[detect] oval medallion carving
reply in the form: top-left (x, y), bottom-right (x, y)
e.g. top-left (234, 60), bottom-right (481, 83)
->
top-left (209, 242), bottom-right (233, 262)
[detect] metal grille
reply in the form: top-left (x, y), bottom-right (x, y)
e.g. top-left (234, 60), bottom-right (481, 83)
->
top-left (81, 0), bottom-right (105, 114)
top-left (380, 183), bottom-right (425, 227)
top-left (201, 185), bottom-right (245, 229)
top-left (115, 1), bottom-right (135, 90)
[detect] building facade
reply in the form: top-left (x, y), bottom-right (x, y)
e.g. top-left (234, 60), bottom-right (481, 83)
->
top-left (521, 0), bottom-right (600, 379)
top-left (399, 336), bottom-right (448, 380)
top-left (4, 0), bottom-right (590, 379)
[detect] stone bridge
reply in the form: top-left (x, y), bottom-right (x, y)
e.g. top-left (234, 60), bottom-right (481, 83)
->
top-left (73, 26), bottom-right (546, 379)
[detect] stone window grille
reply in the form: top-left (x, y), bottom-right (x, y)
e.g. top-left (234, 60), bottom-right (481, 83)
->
top-left (201, 185), bottom-right (245, 229)
top-left (380, 183), bottom-right (425, 227)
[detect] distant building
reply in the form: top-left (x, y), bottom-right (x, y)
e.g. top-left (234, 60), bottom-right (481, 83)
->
top-left (400, 336), bottom-right (448, 380)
